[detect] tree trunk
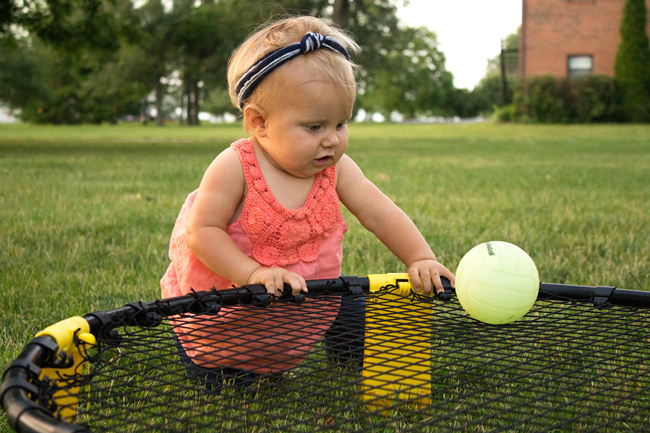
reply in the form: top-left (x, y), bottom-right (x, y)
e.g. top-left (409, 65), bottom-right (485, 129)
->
top-left (155, 78), bottom-right (164, 126)
top-left (179, 89), bottom-right (185, 125)
top-left (192, 80), bottom-right (201, 126)
top-left (333, 0), bottom-right (350, 30)
top-left (187, 92), bottom-right (194, 125)
top-left (185, 77), bottom-right (195, 125)
top-left (181, 76), bottom-right (191, 125)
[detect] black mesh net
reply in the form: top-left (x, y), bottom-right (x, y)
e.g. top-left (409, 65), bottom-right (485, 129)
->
top-left (22, 284), bottom-right (649, 433)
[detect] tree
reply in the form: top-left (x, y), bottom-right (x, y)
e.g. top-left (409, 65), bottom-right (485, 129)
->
top-left (614, 0), bottom-right (650, 122)
top-left (0, 34), bottom-right (148, 123)
top-left (130, 0), bottom-right (180, 125)
top-left (0, 1), bottom-right (16, 33)
top-left (0, 37), bottom-right (51, 120)
top-left (1, 0), bottom-right (129, 52)
top-left (359, 26), bottom-right (453, 118)
top-left (0, 0), bottom-right (152, 123)
top-left (174, 0), bottom-right (235, 125)
top-left (76, 44), bottom-right (152, 124)
top-left (188, 0), bottom-right (321, 123)
top-left (338, 0), bottom-right (455, 118)
top-left (3, 0), bottom-right (462, 123)
top-left (332, 0), bottom-right (350, 29)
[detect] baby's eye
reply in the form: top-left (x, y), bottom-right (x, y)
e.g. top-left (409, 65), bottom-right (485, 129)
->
top-left (308, 125), bottom-right (321, 132)
top-left (336, 122), bottom-right (347, 130)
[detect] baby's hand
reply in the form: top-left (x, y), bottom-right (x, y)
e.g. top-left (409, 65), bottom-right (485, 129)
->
top-left (408, 259), bottom-right (456, 296)
top-left (247, 267), bottom-right (308, 297)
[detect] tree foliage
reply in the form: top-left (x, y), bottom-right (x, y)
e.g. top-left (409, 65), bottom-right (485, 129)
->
top-left (1, 0), bottom-right (465, 124)
top-left (0, 35), bottom-right (149, 123)
top-left (1, 0), bottom-right (133, 52)
top-left (338, 0), bottom-right (453, 118)
top-left (0, 0), bottom-right (149, 123)
top-left (359, 26), bottom-right (453, 118)
top-left (614, 0), bottom-right (650, 122)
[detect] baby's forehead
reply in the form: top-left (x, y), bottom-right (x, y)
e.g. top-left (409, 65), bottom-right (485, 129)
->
top-left (254, 54), bottom-right (356, 113)
top-left (274, 55), bottom-right (336, 79)
top-left (274, 56), bottom-right (353, 90)
top-left (273, 57), bottom-right (313, 82)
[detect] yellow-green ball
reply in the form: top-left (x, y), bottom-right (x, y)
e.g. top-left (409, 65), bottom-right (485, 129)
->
top-left (455, 241), bottom-right (539, 325)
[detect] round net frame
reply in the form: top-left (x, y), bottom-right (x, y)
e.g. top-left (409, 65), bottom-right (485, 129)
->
top-left (2, 275), bottom-right (650, 433)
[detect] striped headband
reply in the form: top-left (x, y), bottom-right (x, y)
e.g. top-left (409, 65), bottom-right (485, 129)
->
top-left (235, 32), bottom-right (351, 109)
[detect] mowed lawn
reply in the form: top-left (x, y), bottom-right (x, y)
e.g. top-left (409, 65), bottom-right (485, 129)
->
top-left (1, 122), bottom-right (649, 430)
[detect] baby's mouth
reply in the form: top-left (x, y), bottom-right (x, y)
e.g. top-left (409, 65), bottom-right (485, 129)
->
top-left (314, 156), bottom-right (332, 165)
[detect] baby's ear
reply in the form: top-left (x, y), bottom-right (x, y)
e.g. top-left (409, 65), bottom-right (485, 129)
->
top-left (243, 105), bottom-right (268, 138)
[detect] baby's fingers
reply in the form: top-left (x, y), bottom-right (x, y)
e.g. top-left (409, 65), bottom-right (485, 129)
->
top-left (432, 274), bottom-right (446, 295)
top-left (433, 266), bottom-right (456, 294)
top-left (408, 267), bottom-right (433, 296)
top-left (261, 271), bottom-right (307, 298)
top-left (285, 273), bottom-right (307, 296)
top-left (264, 275), bottom-right (284, 297)
top-left (443, 269), bottom-right (456, 289)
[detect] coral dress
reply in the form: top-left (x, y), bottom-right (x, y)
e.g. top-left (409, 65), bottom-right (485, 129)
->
top-left (160, 138), bottom-right (348, 373)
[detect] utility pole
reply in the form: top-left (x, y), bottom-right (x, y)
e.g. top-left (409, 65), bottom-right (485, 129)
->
top-left (500, 39), bottom-right (519, 106)
top-left (500, 39), bottom-right (508, 107)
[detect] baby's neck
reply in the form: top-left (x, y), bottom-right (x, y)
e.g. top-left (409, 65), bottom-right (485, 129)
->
top-left (252, 140), bottom-right (317, 210)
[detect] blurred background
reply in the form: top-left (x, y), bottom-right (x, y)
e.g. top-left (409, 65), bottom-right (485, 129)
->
top-left (0, 0), bottom-right (522, 125)
top-left (1, 0), bottom-right (648, 125)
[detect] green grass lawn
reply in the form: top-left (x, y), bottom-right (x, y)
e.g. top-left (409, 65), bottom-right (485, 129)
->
top-left (1, 122), bottom-right (649, 431)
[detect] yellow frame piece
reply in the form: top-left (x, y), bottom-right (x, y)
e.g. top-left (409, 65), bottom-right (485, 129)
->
top-left (35, 316), bottom-right (95, 422)
top-left (362, 274), bottom-right (432, 409)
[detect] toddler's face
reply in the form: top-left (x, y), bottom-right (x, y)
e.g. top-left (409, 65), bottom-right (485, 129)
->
top-left (257, 61), bottom-right (354, 179)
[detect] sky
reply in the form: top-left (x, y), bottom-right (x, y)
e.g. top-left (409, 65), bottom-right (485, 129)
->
top-left (396, 0), bottom-right (522, 90)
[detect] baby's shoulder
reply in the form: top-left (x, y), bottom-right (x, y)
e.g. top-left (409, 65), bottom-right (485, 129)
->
top-left (335, 154), bottom-right (366, 191)
top-left (202, 146), bottom-right (245, 185)
top-left (335, 154), bottom-right (361, 178)
top-left (336, 154), bottom-right (355, 170)
top-left (220, 145), bottom-right (241, 159)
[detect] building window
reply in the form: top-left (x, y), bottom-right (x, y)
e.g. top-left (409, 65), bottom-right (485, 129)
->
top-left (567, 55), bottom-right (593, 78)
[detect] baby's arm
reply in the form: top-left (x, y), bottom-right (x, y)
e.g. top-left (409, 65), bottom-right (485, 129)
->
top-left (185, 148), bottom-right (306, 296)
top-left (337, 155), bottom-right (455, 295)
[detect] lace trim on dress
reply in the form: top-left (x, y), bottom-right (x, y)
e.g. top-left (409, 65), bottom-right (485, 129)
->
top-left (232, 139), bottom-right (343, 267)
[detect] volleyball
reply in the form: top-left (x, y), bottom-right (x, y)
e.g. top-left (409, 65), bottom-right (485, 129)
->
top-left (455, 241), bottom-right (539, 325)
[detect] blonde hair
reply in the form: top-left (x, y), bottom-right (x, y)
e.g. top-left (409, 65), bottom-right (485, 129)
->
top-left (227, 16), bottom-right (359, 117)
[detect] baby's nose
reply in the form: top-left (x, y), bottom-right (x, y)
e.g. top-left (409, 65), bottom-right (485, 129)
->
top-left (322, 131), bottom-right (340, 147)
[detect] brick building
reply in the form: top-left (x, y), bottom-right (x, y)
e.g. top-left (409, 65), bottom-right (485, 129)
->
top-left (520, 0), bottom-right (650, 79)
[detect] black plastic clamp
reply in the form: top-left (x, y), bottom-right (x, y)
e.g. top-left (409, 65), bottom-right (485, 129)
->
top-left (83, 310), bottom-right (114, 329)
top-left (288, 293), bottom-right (306, 303)
top-left (84, 310), bottom-right (123, 346)
top-left (125, 301), bottom-right (163, 327)
top-left (253, 293), bottom-right (271, 306)
top-left (2, 359), bottom-right (41, 381)
top-left (186, 290), bottom-right (222, 315)
top-left (42, 350), bottom-right (74, 370)
top-left (347, 284), bottom-right (364, 296)
top-left (274, 284), bottom-right (307, 303)
top-left (0, 378), bottom-right (39, 403)
top-left (24, 336), bottom-right (58, 355)
top-left (593, 286), bottom-right (616, 307)
top-left (22, 337), bottom-right (73, 370)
